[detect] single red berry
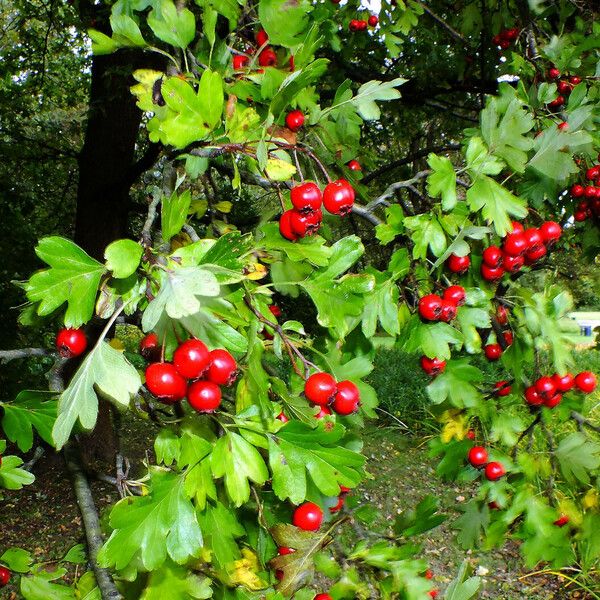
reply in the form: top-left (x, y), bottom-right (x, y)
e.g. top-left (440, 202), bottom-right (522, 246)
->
top-left (429, 590), bottom-right (440, 599)
top-left (503, 232), bottom-right (528, 256)
top-left (505, 27), bottom-right (519, 40)
top-left (349, 19), bottom-right (361, 32)
top-left (525, 244), bottom-right (547, 262)
top-left (496, 305), bottom-right (509, 326)
top-left (277, 411), bottom-right (289, 423)
top-left (569, 75), bottom-right (582, 85)
top-left (233, 55), bottom-right (249, 70)
top-left (585, 185), bottom-right (597, 199)
top-left (548, 67), bottom-right (560, 79)
top-left (447, 253), bottom-right (471, 274)
top-left (288, 55), bottom-right (295, 71)
top-left (586, 166), bottom-right (600, 181)
top-left (468, 446), bottom-right (488, 468)
top-left (540, 221), bottom-right (562, 243)
top-left (523, 228), bottom-right (543, 250)
top-left (368, 14), bottom-right (379, 26)
top-left (291, 183), bottom-right (322, 213)
top-left (278, 547), bottom-right (295, 555)
top-left (285, 109), bottom-right (305, 132)
top-left (315, 406), bottom-right (332, 419)
top-left (494, 381), bottom-right (512, 396)
top-left (535, 376), bottom-right (557, 400)
top-left (258, 47), bottom-right (277, 67)
top-left (275, 569), bottom-right (284, 581)
top-left (340, 485), bottom-right (351, 494)
top-left (485, 461), bottom-right (505, 481)
top-left (322, 179), bottom-right (355, 215)
top-left (502, 253), bottom-right (524, 274)
top-left (571, 184), bottom-right (584, 197)
top-left (511, 221), bottom-right (525, 234)
top-left (525, 385), bottom-right (543, 406)
top-left (557, 80), bottom-right (572, 95)
top-left (329, 496), bottom-right (345, 513)
top-left (315, 595), bottom-right (333, 600)
top-left (466, 430), bottom-right (476, 440)
top-left (56, 328), bottom-right (87, 358)
top-left (488, 501), bottom-right (500, 510)
top-left (140, 332), bottom-right (159, 360)
top-left (0, 566), bottom-right (10, 588)
top-left (420, 356), bottom-right (446, 376)
top-left (544, 393), bottom-right (562, 408)
top-left (256, 29), bottom-right (269, 46)
top-left (439, 299), bottom-right (457, 322)
top-left (207, 349), bottom-right (238, 386)
top-left (187, 380), bottom-right (222, 412)
top-left (554, 515), bottom-right (570, 527)
top-left (269, 305), bottom-right (282, 318)
top-left (499, 39), bottom-right (510, 49)
top-left (173, 339), bottom-right (210, 380)
top-left (279, 210), bottom-right (299, 241)
top-left (443, 285), bottom-right (466, 306)
top-left (574, 371), bottom-right (597, 393)
top-left (293, 502), bottom-right (323, 531)
top-left (358, 19), bottom-right (368, 30)
top-left (424, 569), bottom-right (434, 580)
top-left (347, 159), bottom-right (362, 171)
top-left (481, 264), bottom-right (505, 281)
top-left (552, 373), bottom-right (574, 392)
top-left (289, 209), bottom-right (322, 237)
top-left (503, 331), bottom-right (514, 346)
top-left (305, 372), bottom-right (337, 405)
top-left (145, 362), bottom-right (187, 402)
top-left (484, 344), bottom-right (502, 361)
top-left (574, 209), bottom-right (588, 222)
top-left (418, 294), bottom-right (443, 321)
top-left (332, 380), bottom-right (360, 415)
top-left (557, 121), bottom-right (569, 131)
top-left (483, 246), bottom-right (503, 268)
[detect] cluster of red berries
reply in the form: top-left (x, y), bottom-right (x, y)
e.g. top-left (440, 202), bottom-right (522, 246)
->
top-left (232, 28), bottom-right (293, 71)
top-left (467, 446), bottom-right (506, 481)
top-left (491, 27), bottom-right (519, 50)
top-left (55, 327), bottom-right (87, 358)
top-left (279, 179), bottom-right (356, 241)
top-left (571, 163), bottom-right (600, 222)
top-left (304, 372), bottom-right (361, 416)
top-left (349, 14), bottom-right (378, 31)
top-left (547, 67), bottom-right (582, 109)
top-left (142, 335), bottom-right (237, 412)
top-left (524, 371), bottom-right (597, 408)
top-left (418, 286), bottom-right (466, 323)
top-left (480, 220), bottom-right (562, 282)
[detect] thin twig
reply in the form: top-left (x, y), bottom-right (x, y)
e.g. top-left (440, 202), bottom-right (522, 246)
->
top-left (366, 171), bottom-right (430, 212)
top-left (570, 411), bottom-right (600, 434)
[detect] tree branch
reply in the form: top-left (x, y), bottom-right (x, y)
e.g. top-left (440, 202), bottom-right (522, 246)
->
top-left (570, 411), bottom-right (600, 434)
top-left (413, 0), bottom-right (471, 47)
top-left (366, 171), bottom-right (430, 213)
top-left (0, 348), bottom-right (49, 363)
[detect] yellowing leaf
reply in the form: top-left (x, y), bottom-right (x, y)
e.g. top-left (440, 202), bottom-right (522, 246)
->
top-left (230, 549), bottom-right (268, 590)
top-left (245, 263), bottom-right (268, 280)
top-left (265, 158), bottom-right (296, 181)
top-left (440, 410), bottom-right (468, 443)
top-left (583, 489), bottom-right (598, 510)
top-left (214, 201), bottom-right (232, 213)
top-left (108, 338), bottom-right (125, 351)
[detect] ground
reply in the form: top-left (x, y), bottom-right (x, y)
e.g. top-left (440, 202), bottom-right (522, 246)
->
top-left (0, 420), bottom-right (595, 599)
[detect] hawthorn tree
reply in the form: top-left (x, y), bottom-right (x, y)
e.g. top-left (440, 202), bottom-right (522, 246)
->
top-left (1, 0), bottom-right (600, 599)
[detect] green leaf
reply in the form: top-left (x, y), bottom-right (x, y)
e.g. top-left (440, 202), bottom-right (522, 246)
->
top-left (88, 29), bottom-right (121, 55)
top-left (1, 390), bottom-right (57, 452)
top-left (456, 305), bottom-right (490, 353)
top-left (403, 317), bottom-right (463, 360)
top-left (454, 500), bottom-right (489, 549)
top-left (490, 413), bottom-right (525, 447)
top-left (404, 214), bottom-right (447, 259)
top-left (556, 432), bottom-right (600, 485)
top-left (198, 69), bottom-right (223, 129)
top-left (110, 13), bottom-right (147, 47)
top-left (24, 237), bottom-right (105, 328)
top-left (427, 154), bottom-right (457, 210)
top-left (426, 359), bottom-right (483, 407)
top-left (0, 455), bottom-right (35, 490)
top-left (197, 501), bottom-right (244, 570)
top-left (162, 190), bottom-right (192, 242)
top-left (98, 469), bottom-right (203, 571)
top-left (0, 547), bottom-right (33, 573)
top-left (20, 567), bottom-right (75, 600)
top-left (62, 544), bottom-right (87, 564)
top-left (375, 205), bottom-right (404, 245)
top-left (465, 137), bottom-right (504, 176)
top-left (141, 561), bottom-right (213, 599)
top-left (195, 0), bottom-right (240, 28)
top-left (394, 495), bottom-right (446, 537)
top-left (466, 175), bottom-right (528, 237)
top-left (265, 158), bottom-right (296, 181)
top-left (444, 561), bottom-right (481, 600)
top-left (52, 342), bottom-right (141, 450)
top-left (258, 0), bottom-right (312, 47)
top-left (211, 432), bottom-right (269, 506)
top-left (361, 272), bottom-right (400, 338)
top-left (73, 572), bottom-right (100, 600)
top-left (104, 239), bottom-right (143, 279)
top-left (259, 223), bottom-right (331, 267)
top-left (148, 0), bottom-right (196, 48)
top-left (350, 78), bottom-right (405, 120)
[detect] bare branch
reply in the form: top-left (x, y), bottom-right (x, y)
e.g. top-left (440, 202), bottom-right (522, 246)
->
top-left (570, 411), bottom-right (600, 434)
top-left (366, 171), bottom-right (430, 213)
top-left (0, 348), bottom-right (49, 363)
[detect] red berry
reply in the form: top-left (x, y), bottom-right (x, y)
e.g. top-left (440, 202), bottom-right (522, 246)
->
top-left (499, 39), bottom-right (510, 50)
top-left (315, 595), bottom-right (333, 600)
top-left (340, 485), bottom-right (351, 494)
top-left (525, 244), bottom-right (547, 262)
top-left (544, 393), bottom-right (562, 408)
top-left (332, 380), bottom-right (360, 415)
top-left (503, 232), bottom-right (528, 256)
top-left (256, 29), bottom-right (269, 46)
top-left (420, 356), bottom-right (446, 376)
top-left (554, 515), bottom-right (569, 527)
top-left (574, 209), bottom-right (588, 222)
top-left (439, 299), bottom-right (457, 322)
top-left (466, 430), bottom-right (476, 440)
top-left (488, 501), bottom-right (500, 510)
top-left (315, 406), bottom-right (332, 419)
top-left (173, 339), bottom-right (210, 379)
top-left (207, 349), bottom-right (238, 386)
top-left (0, 566), bottom-right (10, 588)
top-left (557, 121), bottom-right (569, 131)
top-left (368, 14), bottom-right (379, 26)
top-left (569, 75), bottom-right (582, 85)
top-left (552, 373), bottom-right (574, 392)
top-left (56, 328), bottom-right (87, 358)
top-left (140, 332), bottom-right (159, 360)
top-left (584, 185), bottom-right (597, 199)
top-left (187, 380), bottom-right (222, 412)
top-left (347, 159), bottom-right (362, 171)
top-left (586, 166), bottom-right (600, 181)
top-left (269, 305), bottom-right (282, 318)
top-left (505, 27), bottom-right (519, 40)
top-left (305, 372), bottom-right (337, 405)
top-left (511, 222), bottom-right (525, 234)
top-left (418, 294), bottom-right (443, 321)
top-left (574, 371), bottom-right (597, 393)
top-left (285, 109), bottom-right (305, 132)
top-left (278, 547), bottom-right (295, 555)
top-left (289, 55), bottom-right (295, 71)
top-left (293, 502), bottom-right (323, 531)
top-left (484, 344), bottom-right (502, 361)
top-left (322, 179), bottom-right (355, 215)
top-left (289, 209), bottom-right (322, 237)
top-left (535, 376), bottom-right (557, 400)
top-left (523, 228), bottom-right (543, 250)
top-left (557, 80), bottom-right (572, 95)
top-left (571, 184), bottom-right (584, 197)
top-left (481, 264), bottom-right (504, 281)
top-left (425, 569), bottom-right (434, 580)
top-left (291, 182), bottom-right (322, 213)
top-left (443, 285), bottom-right (466, 306)
top-left (496, 305), bottom-right (509, 326)
top-left (525, 386), bottom-right (543, 406)
top-left (548, 67), bottom-right (560, 79)
top-left (468, 446), bottom-right (488, 468)
top-left (485, 461), bottom-right (505, 481)
top-left (483, 246), bottom-right (503, 268)
top-left (277, 412), bottom-right (289, 423)
top-left (279, 210), bottom-right (299, 241)
top-left (349, 19), bottom-right (361, 32)
top-left (233, 55), bottom-right (249, 70)
top-left (447, 254), bottom-right (470, 274)
top-left (258, 47), bottom-right (277, 67)
top-left (502, 253), bottom-right (524, 274)
top-left (429, 590), bottom-right (439, 598)
top-left (540, 221), bottom-right (562, 243)
top-left (503, 331), bottom-right (514, 346)
top-left (145, 362), bottom-right (187, 402)
top-left (494, 381), bottom-right (512, 396)
top-left (329, 496), bottom-right (345, 513)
